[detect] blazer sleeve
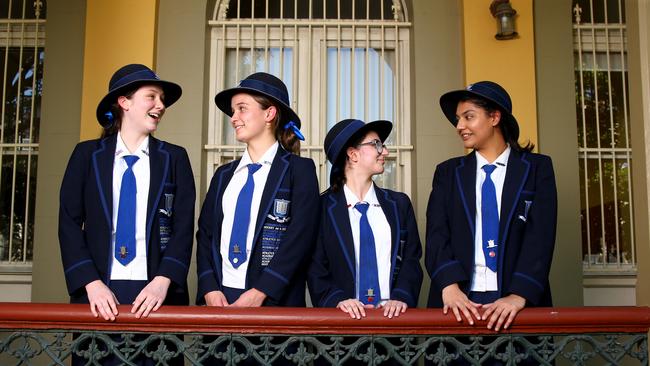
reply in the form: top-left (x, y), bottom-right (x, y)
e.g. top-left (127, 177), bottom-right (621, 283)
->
top-left (155, 148), bottom-right (195, 288)
top-left (252, 157), bottom-right (320, 302)
top-left (58, 143), bottom-right (101, 296)
top-left (390, 194), bottom-right (423, 307)
top-left (195, 169), bottom-right (224, 303)
top-left (425, 162), bottom-right (468, 294)
top-left (506, 156), bottom-right (557, 305)
top-left (307, 200), bottom-right (348, 307)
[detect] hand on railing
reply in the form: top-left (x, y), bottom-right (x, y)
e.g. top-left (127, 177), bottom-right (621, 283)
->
top-left (481, 293), bottom-right (526, 331)
top-left (441, 283), bottom-right (481, 325)
top-left (85, 279), bottom-right (119, 321)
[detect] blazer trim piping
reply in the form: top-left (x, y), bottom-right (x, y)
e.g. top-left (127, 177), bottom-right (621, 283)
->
top-left (513, 271), bottom-right (544, 291)
top-left (392, 288), bottom-right (414, 304)
top-left (64, 259), bottom-right (93, 275)
top-left (162, 256), bottom-right (188, 270)
top-left (455, 158), bottom-right (475, 236)
top-left (323, 288), bottom-right (344, 307)
top-left (146, 141), bottom-right (170, 256)
top-left (430, 259), bottom-right (460, 280)
top-left (327, 194), bottom-right (355, 277)
top-left (264, 267), bottom-right (289, 284)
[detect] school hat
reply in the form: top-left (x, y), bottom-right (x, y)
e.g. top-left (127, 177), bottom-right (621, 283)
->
top-left (324, 118), bottom-right (392, 183)
top-left (96, 64), bottom-right (182, 128)
top-left (439, 80), bottom-right (519, 142)
top-left (214, 72), bottom-right (302, 132)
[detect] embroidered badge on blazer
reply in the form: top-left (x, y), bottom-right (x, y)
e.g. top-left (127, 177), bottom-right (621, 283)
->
top-left (267, 198), bottom-right (291, 223)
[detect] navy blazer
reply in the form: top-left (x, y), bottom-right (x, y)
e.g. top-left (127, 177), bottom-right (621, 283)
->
top-left (59, 134), bottom-right (196, 305)
top-left (425, 150), bottom-right (557, 308)
top-left (308, 185), bottom-right (423, 308)
top-left (196, 146), bottom-right (320, 306)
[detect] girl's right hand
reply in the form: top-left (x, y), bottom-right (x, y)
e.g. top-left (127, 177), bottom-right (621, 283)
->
top-left (85, 280), bottom-right (119, 321)
top-left (441, 283), bottom-right (482, 325)
top-left (336, 299), bottom-right (374, 319)
top-left (205, 290), bottom-right (229, 306)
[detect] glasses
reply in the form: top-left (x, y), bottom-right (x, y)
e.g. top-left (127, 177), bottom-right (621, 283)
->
top-left (356, 139), bottom-right (386, 154)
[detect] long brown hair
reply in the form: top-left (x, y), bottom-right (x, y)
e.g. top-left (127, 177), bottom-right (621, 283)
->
top-left (329, 132), bottom-right (366, 192)
top-left (251, 94), bottom-right (300, 154)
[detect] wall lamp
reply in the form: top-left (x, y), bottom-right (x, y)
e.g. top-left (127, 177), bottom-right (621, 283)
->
top-left (490, 0), bottom-right (518, 40)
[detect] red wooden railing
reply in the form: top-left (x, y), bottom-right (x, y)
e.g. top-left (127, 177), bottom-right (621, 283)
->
top-left (0, 303), bottom-right (648, 335)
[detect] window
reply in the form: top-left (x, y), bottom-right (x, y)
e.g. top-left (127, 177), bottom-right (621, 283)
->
top-left (207, 0), bottom-right (412, 193)
top-left (572, 0), bottom-right (634, 273)
top-left (0, 0), bottom-right (45, 264)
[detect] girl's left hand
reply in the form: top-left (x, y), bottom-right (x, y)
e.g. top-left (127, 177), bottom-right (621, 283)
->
top-left (230, 288), bottom-right (267, 307)
top-left (380, 300), bottom-right (408, 318)
top-left (131, 276), bottom-right (171, 318)
top-left (481, 294), bottom-right (526, 331)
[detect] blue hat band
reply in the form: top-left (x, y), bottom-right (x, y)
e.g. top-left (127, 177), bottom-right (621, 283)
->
top-left (325, 120), bottom-right (364, 162)
top-left (109, 69), bottom-right (160, 92)
top-left (239, 78), bottom-right (289, 105)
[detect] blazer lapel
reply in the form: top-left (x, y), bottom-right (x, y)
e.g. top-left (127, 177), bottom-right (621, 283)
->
top-left (146, 137), bottom-right (169, 248)
top-left (252, 147), bottom-right (290, 252)
top-left (455, 152), bottom-right (477, 237)
top-left (92, 135), bottom-right (117, 230)
top-left (327, 190), bottom-right (356, 279)
top-left (499, 150), bottom-right (530, 247)
top-left (375, 185), bottom-right (399, 287)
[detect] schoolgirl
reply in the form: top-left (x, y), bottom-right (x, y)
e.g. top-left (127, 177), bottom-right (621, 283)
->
top-left (426, 81), bottom-right (557, 336)
top-left (196, 72), bottom-right (319, 308)
top-left (59, 63), bottom-right (195, 364)
top-left (308, 119), bottom-right (422, 320)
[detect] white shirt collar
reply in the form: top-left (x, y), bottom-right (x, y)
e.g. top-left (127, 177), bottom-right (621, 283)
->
top-left (344, 183), bottom-right (379, 207)
top-left (115, 131), bottom-right (150, 158)
top-left (236, 141), bottom-right (279, 173)
top-left (476, 144), bottom-right (510, 169)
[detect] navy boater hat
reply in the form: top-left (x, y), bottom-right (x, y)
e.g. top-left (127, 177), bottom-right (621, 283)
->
top-left (96, 64), bottom-right (182, 128)
top-left (214, 72), bottom-right (304, 140)
top-left (324, 118), bottom-right (392, 184)
top-left (439, 80), bottom-right (519, 142)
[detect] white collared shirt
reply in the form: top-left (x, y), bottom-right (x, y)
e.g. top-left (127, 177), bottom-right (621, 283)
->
top-left (221, 142), bottom-right (279, 289)
top-left (110, 132), bottom-right (150, 280)
top-left (344, 184), bottom-right (392, 303)
top-left (470, 145), bottom-right (510, 292)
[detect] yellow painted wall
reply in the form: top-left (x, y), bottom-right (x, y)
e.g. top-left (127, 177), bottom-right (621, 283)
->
top-left (79, 0), bottom-right (159, 140)
top-left (462, 0), bottom-right (538, 148)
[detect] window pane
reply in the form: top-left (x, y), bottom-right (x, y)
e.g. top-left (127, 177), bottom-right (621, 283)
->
top-left (222, 47), bottom-right (293, 145)
top-left (326, 48), bottom-right (395, 128)
top-left (615, 158), bottom-right (632, 264)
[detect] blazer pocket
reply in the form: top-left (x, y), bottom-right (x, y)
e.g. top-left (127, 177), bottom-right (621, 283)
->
top-left (158, 183), bottom-right (176, 251)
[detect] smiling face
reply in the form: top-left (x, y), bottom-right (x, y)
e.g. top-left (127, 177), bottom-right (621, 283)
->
top-left (346, 131), bottom-right (388, 177)
top-left (230, 92), bottom-right (276, 145)
top-left (118, 84), bottom-right (165, 135)
top-left (455, 100), bottom-right (504, 151)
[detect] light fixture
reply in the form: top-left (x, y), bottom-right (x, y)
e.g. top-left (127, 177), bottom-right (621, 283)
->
top-left (490, 0), bottom-right (518, 40)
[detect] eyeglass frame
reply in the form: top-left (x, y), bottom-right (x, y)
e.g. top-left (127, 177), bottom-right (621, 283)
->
top-left (355, 139), bottom-right (387, 154)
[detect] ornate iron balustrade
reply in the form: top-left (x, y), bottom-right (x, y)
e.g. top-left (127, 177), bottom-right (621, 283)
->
top-left (0, 303), bottom-right (648, 365)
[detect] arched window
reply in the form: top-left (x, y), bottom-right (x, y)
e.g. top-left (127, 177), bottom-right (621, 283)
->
top-left (206, 0), bottom-right (412, 194)
top-left (0, 0), bottom-right (46, 264)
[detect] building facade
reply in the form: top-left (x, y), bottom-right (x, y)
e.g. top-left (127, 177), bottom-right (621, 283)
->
top-left (1, 0), bottom-right (648, 308)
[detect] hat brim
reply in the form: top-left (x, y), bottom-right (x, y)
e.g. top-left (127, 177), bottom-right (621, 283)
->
top-left (214, 87), bottom-right (301, 129)
top-left (329, 119), bottom-right (393, 168)
top-left (96, 79), bottom-right (182, 127)
top-left (439, 89), bottom-right (519, 140)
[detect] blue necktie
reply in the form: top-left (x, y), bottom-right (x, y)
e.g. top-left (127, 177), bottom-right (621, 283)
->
top-left (481, 164), bottom-right (499, 272)
top-left (355, 202), bottom-right (380, 306)
top-left (229, 163), bottom-right (262, 268)
top-left (115, 155), bottom-right (139, 266)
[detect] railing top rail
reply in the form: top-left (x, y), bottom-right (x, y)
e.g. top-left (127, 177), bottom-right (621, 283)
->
top-left (0, 303), bottom-right (648, 335)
